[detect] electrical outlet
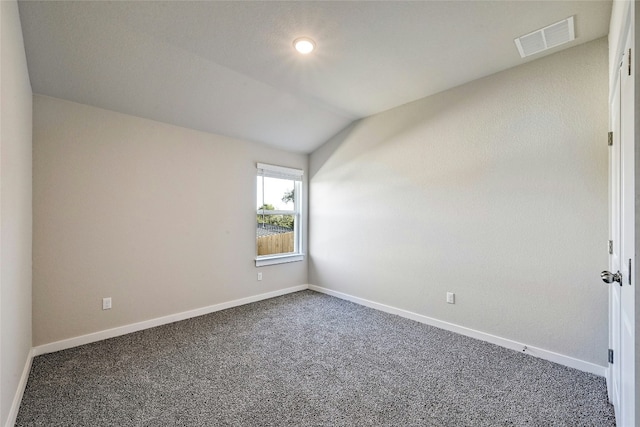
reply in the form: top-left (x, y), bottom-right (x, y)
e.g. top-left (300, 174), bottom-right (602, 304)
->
top-left (446, 292), bottom-right (455, 304)
top-left (257, 272), bottom-right (263, 281)
top-left (102, 297), bottom-right (112, 310)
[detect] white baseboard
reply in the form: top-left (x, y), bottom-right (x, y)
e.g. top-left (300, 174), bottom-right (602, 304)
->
top-left (26, 283), bottom-right (605, 393)
top-left (308, 285), bottom-right (606, 377)
top-left (5, 348), bottom-right (34, 427)
top-left (33, 285), bottom-right (308, 357)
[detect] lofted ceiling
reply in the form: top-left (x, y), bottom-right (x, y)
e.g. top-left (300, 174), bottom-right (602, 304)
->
top-left (18, 1), bottom-right (611, 153)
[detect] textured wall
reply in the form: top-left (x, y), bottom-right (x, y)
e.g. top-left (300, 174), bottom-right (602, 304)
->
top-left (309, 39), bottom-right (609, 365)
top-left (33, 96), bottom-right (307, 346)
top-left (1, 0), bottom-right (33, 424)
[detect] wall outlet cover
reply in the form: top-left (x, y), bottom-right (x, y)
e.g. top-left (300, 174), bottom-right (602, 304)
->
top-left (446, 292), bottom-right (455, 304)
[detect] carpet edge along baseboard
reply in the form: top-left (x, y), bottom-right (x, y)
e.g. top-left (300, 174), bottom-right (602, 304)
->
top-left (31, 283), bottom-right (605, 378)
top-left (32, 285), bottom-right (309, 356)
top-left (308, 285), bottom-right (606, 378)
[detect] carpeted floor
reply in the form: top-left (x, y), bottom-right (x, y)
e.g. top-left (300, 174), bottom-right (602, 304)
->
top-left (16, 290), bottom-right (615, 426)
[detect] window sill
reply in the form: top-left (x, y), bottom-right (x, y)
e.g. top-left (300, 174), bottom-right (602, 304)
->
top-left (255, 253), bottom-right (305, 267)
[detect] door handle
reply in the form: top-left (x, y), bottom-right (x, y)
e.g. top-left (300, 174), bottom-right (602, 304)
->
top-left (601, 270), bottom-right (622, 285)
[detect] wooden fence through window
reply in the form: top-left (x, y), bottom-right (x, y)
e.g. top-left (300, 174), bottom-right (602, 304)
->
top-left (257, 232), bottom-right (294, 256)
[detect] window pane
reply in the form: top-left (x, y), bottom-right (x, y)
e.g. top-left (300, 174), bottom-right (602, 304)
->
top-left (256, 176), bottom-right (295, 211)
top-left (257, 215), bottom-right (295, 256)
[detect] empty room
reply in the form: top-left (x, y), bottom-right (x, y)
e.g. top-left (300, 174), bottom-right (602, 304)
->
top-left (2, 0), bottom-right (638, 426)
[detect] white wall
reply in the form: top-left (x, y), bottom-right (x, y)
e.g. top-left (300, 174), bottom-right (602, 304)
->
top-left (0, 0), bottom-right (33, 424)
top-left (32, 95), bottom-right (307, 346)
top-left (310, 38), bottom-right (609, 366)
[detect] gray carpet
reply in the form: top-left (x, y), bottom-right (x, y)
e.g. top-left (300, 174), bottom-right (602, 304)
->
top-left (16, 290), bottom-right (615, 426)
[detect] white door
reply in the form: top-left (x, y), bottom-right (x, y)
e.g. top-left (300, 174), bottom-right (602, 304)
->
top-left (606, 25), bottom-right (635, 427)
top-left (607, 57), bottom-right (622, 414)
top-left (618, 31), bottom-right (635, 426)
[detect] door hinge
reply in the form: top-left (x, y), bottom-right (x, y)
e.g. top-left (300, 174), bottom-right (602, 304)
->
top-left (608, 349), bottom-right (614, 364)
top-left (629, 48), bottom-right (632, 76)
top-left (608, 131), bottom-right (613, 146)
top-left (608, 240), bottom-right (613, 254)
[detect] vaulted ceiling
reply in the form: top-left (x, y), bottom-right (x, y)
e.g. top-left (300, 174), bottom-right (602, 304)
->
top-left (18, 1), bottom-right (611, 153)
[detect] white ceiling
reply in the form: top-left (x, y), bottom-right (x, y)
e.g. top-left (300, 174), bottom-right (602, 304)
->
top-left (18, 1), bottom-right (611, 153)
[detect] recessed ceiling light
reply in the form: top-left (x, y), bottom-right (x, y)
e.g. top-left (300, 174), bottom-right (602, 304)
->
top-left (293, 37), bottom-right (316, 55)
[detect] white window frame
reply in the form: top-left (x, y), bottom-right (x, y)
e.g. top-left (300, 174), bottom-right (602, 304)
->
top-left (255, 163), bottom-right (304, 267)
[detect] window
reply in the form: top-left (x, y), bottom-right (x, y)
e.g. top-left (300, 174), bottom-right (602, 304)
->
top-left (256, 163), bottom-right (304, 266)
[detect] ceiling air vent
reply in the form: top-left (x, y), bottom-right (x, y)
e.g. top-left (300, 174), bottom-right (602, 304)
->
top-left (514, 16), bottom-right (575, 58)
